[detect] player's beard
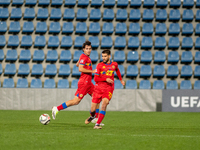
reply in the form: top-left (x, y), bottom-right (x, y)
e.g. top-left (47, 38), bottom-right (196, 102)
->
top-left (103, 57), bottom-right (110, 63)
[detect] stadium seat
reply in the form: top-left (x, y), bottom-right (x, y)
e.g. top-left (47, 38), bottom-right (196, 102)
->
top-left (0, 64), bottom-right (2, 75)
top-left (153, 80), bottom-right (165, 89)
top-left (114, 51), bottom-right (125, 63)
top-left (25, 0), bottom-right (37, 5)
top-left (46, 50), bottom-right (58, 62)
top-left (142, 9), bottom-right (154, 21)
top-left (168, 37), bottom-right (180, 49)
top-left (3, 78), bottom-right (14, 88)
top-left (194, 66), bottom-right (200, 78)
top-left (180, 80), bottom-right (192, 89)
top-left (129, 9), bottom-right (141, 21)
top-left (0, 21), bottom-right (7, 33)
top-left (65, 0), bottom-right (76, 6)
top-left (89, 23), bottom-right (100, 34)
top-left (167, 51), bottom-right (179, 63)
top-left (182, 23), bottom-right (193, 35)
top-left (10, 8), bottom-right (22, 19)
top-left (101, 37), bottom-right (113, 48)
top-left (168, 23), bottom-right (180, 35)
top-left (182, 37), bottom-right (193, 49)
top-left (103, 9), bottom-right (114, 21)
top-left (18, 64), bottom-right (30, 76)
top-left (48, 36), bottom-right (59, 48)
top-left (73, 50), bottom-right (83, 62)
top-left (90, 9), bottom-right (101, 21)
top-left (74, 36), bottom-right (86, 48)
top-left (195, 24), bottom-right (200, 35)
top-left (143, 0), bottom-right (154, 7)
top-left (139, 80), bottom-right (151, 89)
top-left (154, 37), bottom-right (166, 49)
top-left (77, 9), bottom-right (88, 20)
top-left (71, 79), bottom-right (79, 89)
top-left (116, 9), bottom-right (127, 21)
top-left (155, 23), bottom-right (167, 35)
top-left (12, 0), bottom-right (23, 5)
top-left (157, 0), bottom-right (168, 7)
top-left (35, 22), bottom-right (47, 34)
top-left (0, 35), bottom-right (6, 47)
top-left (114, 65), bottom-right (125, 77)
top-left (61, 36), bottom-right (73, 48)
top-left (6, 49), bottom-right (18, 62)
top-left (9, 22), bottom-right (20, 33)
top-left (38, 0), bottom-right (50, 6)
top-left (51, 0), bottom-right (63, 6)
top-left (154, 51), bottom-right (166, 63)
top-left (58, 64), bottom-right (70, 77)
top-left (57, 79), bottom-right (69, 89)
top-left (0, 49), bottom-right (4, 61)
top-left (140, 65), bottom-right (152, 78)
top-left (45, 64), bottom-right (57, 76)
top-left (92, 65), bottom-right (96, 76)
top-left (4, 64), bottom-right (16, 76)
top-left (115, 23), bottom-right (127, 35)
top-left (30, 79), bottom-right (42, 88)
top-left (130, 0), bottom-right (141, 7)
top-left (153, 65), bottom-right (165, 78)
top-left (194, 51), bottom-right (200, 63)
top-left (60, 50), bottom-right (71, 62)
top-left (170, 0), bottom-right (181, 7)
top-left (166, 80), bottom-right (178, 89)
top-left (21, 36), bottom-right (32, 47)
top-left (90, 50), bottom-right (98, 62)
top-left (44, 79), bottom-right (56, 88)
top-left (128, 37), bottom-right (140, 49)
top-left (114, 37), bottom-right (126, 49)
top-left (49, 22), bottom-right (61, 34)
top-left (72, 65), bottom-right (81, 77)
top-left (0, 0), bottom-right (10, 5)
top-left (181, 65), bottom-right (192, 78)
top-left (19, 50), bottom-right (31, 62)
top-left (102, 23), bottom-right (114, 34)
top-left (196, 10), bottom-right (200, 21)
top-left (141, 37), bottom-right (153, 49)
top-left (182, 9), bottom-right (193, 21)
top-left (104, 0), bottom-right (115, 7)
top-left (194, 80), bottom-right (200, 89)
top-left (169, 9), bottom-right (180, 21)
top-left (31, 64), bottom-right (43, 76)
top-left (8, 35), bottom-right (19, 47)
top-left (126, 65), bottom-right (138, 77)
top-left (140, 51), bottom-right (152, 63)
top-left (76, 22), bottom-right (87, 34)
top-left (197, 0), bottom-right (200, 7)
top-left (142, 23), bottom-right (153, 35)
top-left (78, 0), bottom-right (89, 6)
top-left (50, 9), bottom-right (62, 20)
top-left (62, 22), bottom-right (74, 34)
top-left (183, 0), bottom-right (194, 7)
top-left (114, 80), bottom-right (124, 89)
top-left (63, 9), bottom-right (75, 20)
top-left (16, 78), bottom-right (28, 88)
top-left (88, 36), bottom-right (99, 48)
top-left (37, 8), bottom-right (48, 20)
top-left (181, 51), bottom-right (193, 63)
top-left (24, 8), bottom-right (35, 19)
top-left (195, 37), bottom-right (200, 49)
top-left (34, 36), bottom-right (46, 48)
top-left (91, 0), bottom-right (102, 7)
top-left (125, 80), bottom-right (137, 89)
top-left (127, 51), bottom-right (139, 63)
top-left (167, 65), bottom-right (179, 78)
top-left (0, 8), bottom-right (9, 19)
top-left (22, 22), bottom-right (34, 33)
top-left (117, 0), bottom-right (128, 7)
top-left (156, 9), bottom-right (167, 21)
top-left (33, 50), bottom-right (45, 62)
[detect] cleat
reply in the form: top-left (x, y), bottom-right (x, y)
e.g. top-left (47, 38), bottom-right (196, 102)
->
top-left (52, 106), bottom-right (58, 120)
top-left (85, 116), bottom-right (95, 124)
top-left (91, 118), bottom-right (104, 126)
top-left (94, 125), bottom-right (102, 129)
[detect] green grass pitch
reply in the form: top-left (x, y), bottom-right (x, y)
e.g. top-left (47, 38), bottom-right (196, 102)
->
top-left (0, 110), bottom-right (200, 150)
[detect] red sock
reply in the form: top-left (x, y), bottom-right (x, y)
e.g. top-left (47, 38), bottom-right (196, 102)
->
top-left (57, 103), bottom-right (68, 111)
top-left (97, 111), bottom-right (106, 124)
top-left (95, 109), bottom-right (99, 118)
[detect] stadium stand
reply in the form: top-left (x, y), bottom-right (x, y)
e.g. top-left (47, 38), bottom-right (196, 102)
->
top-left (16, 78), bottom-right (28, 88)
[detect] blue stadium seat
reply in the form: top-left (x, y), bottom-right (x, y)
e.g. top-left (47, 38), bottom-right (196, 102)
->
top-left (33, 50), bottom-right (45, 62)
top-left (194, 51), bottom-right (200, 63)
top-left (167, 51), bottom-right (179, 63)
top-left (141, 37), bottom-right (153, 49)
top-left (50, 9), bottom-right (62, 20)
top-left (10, 8), bottom-right (22, 19)
top-left (129, 9), bottom-right (141, 21)
top-left (0, 21), bottom-right (7, 33)
top-left (182, 23), bottom-right (193, 35)
top-left (18, 64), bottom-right (30, 76)
top-left (62, 22), bottom-right (74, 34)
top-left (183, 0), bottom-right (194, 7)
top-left (34, 36), bottom-right (46, 47)
top-left (168, 37), bottom-right (180, 49)
top-left (21, 36), bottom-right (32, 47)
top-left (157, 0), bottom-right (168, 7)
top-left (181, 65), bottom-right (192, 78)
top-left (78, 0), bottom-right (89, 6)
top-left (0, 8), bottom-right (9, 19)
top-left (44, 79), bottom-right (56, 88)
top-left (182, 9), bottom-right (193, 21)
top-left (65, 0), bottom-right (76, 6)
top-left (114, 65), bottom-right (125, 77)
top-left (194, 66), bottom-right (200, 78)
top-left (180, 80), bottom-right (192, 89)
top-left (49, 22), bottom-right (61, 34)
top-left (142, 23), bottom-right (153, 35)
top-left (114, 51), bottom-right (125, 63)
top-left (61, 36), bottom-right (73, 48)
top-left (197, 0), bottom-right (200, 7)
top-left (103, 9), bottom-right (114, 21)
top-left (155, 23), bottom-right (167, 35)
top-left (139, 80), bottom-right (151, 89)
top-left (114, 80), bottom-right (124, 89)
top-left (8, 36), bottom-right (19, 47)
top-left (167, 65), bottom-right (179, 78)
top-left (37, 8), bottom-right (48, 20)
top-left (115, 23), bottom-right (127, 35)
top-left (141, 51), bottom-right (152, 63)
top-left (154, 51), bottom-right (166, 63)
top-left (153, 80), bottom-right (165, 89)
top-left (170, 0), bottom-right (181, 7)
top-left (114, 37), bottom-right (126, 49)
top-left (19, 50), bottom-right (31, 62)
top-left (77, 9), bottom-right (88, 20)
top-left (194, 80), bottom-right (200, 89)
top-left (169, 23), bottom-right (180, 35)
top-left (38, 0), bottom-right (50, 6)
top-left (35, 22), bottom-right (47, 34)
top-left (48, 36), bottom-right (59, 48)
top-left (125, 80), bottom-right (137, 89)
top-left (116, 9), bottom-right (127, 21)
top-left (6, 49), bottom-right (18, 62)
top-left (0, 0), bottom-right (10, 5)
top-left (0, 35), bottom-right (6, 47)
top-left (51, 0), bottom-right (63, 6)
top-left (73, 50), bottom-right (83, 62)
top-left (88, 36), bottom-right (99, 48)
top-left (45, 64), bottom-right (57, 76)
top-left (156, 9), bottom-right (167, 21)
top-left (3, 78), bottom-right (14, 88)
top-left (195, 37), bottom-right (200, 49)
top-left (140, 65), bottom-right (152, 78)
top-left (57, 79), bottom-right (69, 89)
top-left (130, 0), bottom-right (141, 7)
top-left (0, 63), bottom-right (2, 75)
top-left (143, 0), bottom-right (154, 7)
top-left (196, 10), bottom-right (200, 21)
top-left (169, 9), bottom-right (180, 21)
top-left (90, 50), bottom-right (98, 62)
top-left (102, 23), bottom-right (114, 34)
top-left (76, 22), bottom-right (87, 34)
top-left (12, 0), bottom-right (23, 5)
top-left (22, 22), bottom-right (34, 33)
top-left (74, 36), bottom-right (86, 48)
top-left (117, 0), bottom-right (128, 7)
top-left (90, 9), bottom-right (101, 21)
top-left (31, 64), bottom-right (43, 76)
top-left (58, 64), bottom-right (70, 77)
top-left (126, 65), bottom-right (138, 77)
top-left (153, 65), bottom-right (165, 78)
top-left (4, 64), bottom-right (16, 76)
top-left (0, 49), bottom-right (4, 61)
top-left (60, 50), bottom-right (71, 62)
top-left (71, 79), bottom-right (79, 89)
top-left (25, 0), bottom-right (37, 5)
top-left (30, 79), bottom-right (42, 88)
top-left (104, 0), bottom-right (115, 7)
top-left (101, 37), bottom-right (113, 48)
top-left (142, 9), bottom-right (154, 21)
top-left (91, 0), bottom-right (102, 7)
top-left (46, 50), bottom-right (58, 62)
top-left (72, 65), bottom-right (81, 77)
top-left (89, 23), bottom-right (100, 34)
top-left (92, 65), bottom-right (96, 76)
top-left (127, 51), bottom-right (139, 63)
top-left (128, 37), bottom-right (139, 49)
top-left (154, 37), bottom-right (166, 49)
top-left (9, 22), bottom-right (21, 33)
top-left (16, 78), bottom-right (28, 88)
top-left (24, 8), bottom-right (35, 19)
top-left (182, 37), bottom-right (193, 49)
top-left (181, 51), bottom-right (192, 63)
top-left (195, 24), bottom-right (200, 35)
top-left (63, 9), bottom-right (75, 20)
top-left (166, 80), bottom-right (178, 89)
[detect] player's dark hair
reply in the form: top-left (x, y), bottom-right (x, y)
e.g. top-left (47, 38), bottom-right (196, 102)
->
top-left (102, 49), bottom-right (111, 55)
top-left (82, 41), bottom-right (92, 49)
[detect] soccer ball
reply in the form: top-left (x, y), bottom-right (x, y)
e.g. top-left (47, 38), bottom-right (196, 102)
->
top-left (39, 114), bottom-right (51, 125)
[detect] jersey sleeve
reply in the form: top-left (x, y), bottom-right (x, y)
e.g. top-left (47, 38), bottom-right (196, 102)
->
top-left (94, 64), bottom-right (107, 82)
top-left (79, 55), bottom-right (87, 66)
top-left (115, 63), bottom-right (122, 80)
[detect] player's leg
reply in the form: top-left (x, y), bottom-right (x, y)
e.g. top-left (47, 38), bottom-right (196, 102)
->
top-left (85, 102), bottom-right (98, 124)
top-left (91, 103), bottom-right (104, 126)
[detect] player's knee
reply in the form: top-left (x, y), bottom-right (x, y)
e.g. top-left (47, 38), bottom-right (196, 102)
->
top-left (73, 98), bottom-right (81, 105)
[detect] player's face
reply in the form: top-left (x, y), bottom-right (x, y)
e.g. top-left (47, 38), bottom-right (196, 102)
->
top-left (83, 45), bottom-right (92, 56)
top-left (102, 53), bottom-right (110, 63)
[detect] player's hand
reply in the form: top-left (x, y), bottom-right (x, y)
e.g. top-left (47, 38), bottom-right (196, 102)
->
top-left (106, 78), bottom-right (114, 84)
top-left (76, 59), bottom-right (80, 67)
top-left (120, 80), bottom-right (125, 86)
top-left (92, 69), bottom-right (96, 73)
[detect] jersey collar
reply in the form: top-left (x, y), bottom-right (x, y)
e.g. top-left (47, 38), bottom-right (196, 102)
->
top-left (103, 62), bottom-right (112, 65)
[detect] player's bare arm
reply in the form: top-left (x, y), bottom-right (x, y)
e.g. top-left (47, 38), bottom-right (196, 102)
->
top-left (106, 78), bottom-right (114, 84)
top-left (76, 59), bottom-right (80, 67)
top-left (79, 65), bottom-right (96, 73)
top-left (120, 80), bottom-right (125, 86)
